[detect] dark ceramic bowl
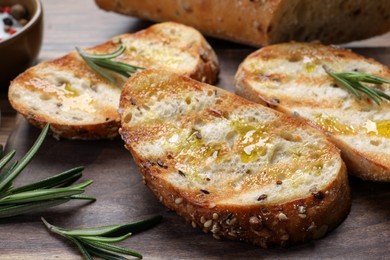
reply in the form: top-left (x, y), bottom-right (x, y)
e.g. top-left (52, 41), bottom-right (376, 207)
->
top-left (0, 0), bottom-right (43, 89)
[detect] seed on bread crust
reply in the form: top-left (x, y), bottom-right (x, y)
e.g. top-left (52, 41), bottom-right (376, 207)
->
top-left (119, 70), bottom-right (351, 248)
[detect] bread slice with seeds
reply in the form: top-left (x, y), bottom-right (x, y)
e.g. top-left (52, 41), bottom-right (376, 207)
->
top-left (8, 22), bottom-right (219, 140)
top-left (235, 42), bottom-right (390, 182)
top-left (119, 69), bottom-right (350, 247)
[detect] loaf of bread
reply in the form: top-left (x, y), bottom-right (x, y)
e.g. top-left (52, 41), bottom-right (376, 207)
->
top-left (235, 42), bottom-right (390, 182)
top-left (8, 22), bottom-right (219, 140)
top-left (95, 0), bottom-right (390, 46)
top-left (119, 69), bottom-right (351, 247)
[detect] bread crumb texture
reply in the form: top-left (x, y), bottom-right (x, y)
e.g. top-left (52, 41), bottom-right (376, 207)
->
top-left (8, 22), bottom-right (218, 139)
top-left (119, 69), bottom-right (350, 247)
top-left (236, 42), bottom-right (390, 181)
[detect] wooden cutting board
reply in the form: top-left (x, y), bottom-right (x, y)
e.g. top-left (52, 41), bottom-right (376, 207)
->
top-left (1, 48), bottom-right (390, 259)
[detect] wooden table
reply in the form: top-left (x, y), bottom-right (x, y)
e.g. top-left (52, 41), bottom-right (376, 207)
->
top-left (1, 1), bottom-right (390, 259)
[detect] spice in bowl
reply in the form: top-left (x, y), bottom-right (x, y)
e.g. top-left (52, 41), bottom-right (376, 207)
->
top-left (0, 4), bottom-right (29, 43)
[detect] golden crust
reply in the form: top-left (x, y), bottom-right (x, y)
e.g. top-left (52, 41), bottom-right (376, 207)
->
top-left (235, 42), bottom-right (390, 181)
top-left (8, 22), bottom-right (219, 140)
top-left (119, 69), bottom-right (351, 247)
top-left (96, 0), bottom-right (390, 46)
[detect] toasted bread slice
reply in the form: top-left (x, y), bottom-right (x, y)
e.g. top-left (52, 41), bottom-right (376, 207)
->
top-left (8, 22), bottom-right (219, 140)
top-left (119, 69), bottom-right (350, 247)
top-left (235, 42), bottom-right (390, 182)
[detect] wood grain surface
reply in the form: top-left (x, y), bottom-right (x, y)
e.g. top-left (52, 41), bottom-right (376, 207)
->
top-left (1, 0), bottom-right (390, 259)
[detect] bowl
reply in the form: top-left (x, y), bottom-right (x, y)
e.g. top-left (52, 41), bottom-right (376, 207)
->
top-left (0, 0), bottom-right (43, 89)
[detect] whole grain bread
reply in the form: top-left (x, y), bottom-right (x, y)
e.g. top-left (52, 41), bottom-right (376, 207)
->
top-left (95, 0), bottom-right (390, 46)
top-left (235, 42), bottom-right (390, 182)
top-left (119, 69), bottom-right (351, 247)
top-left (8, 22), bottom-right (219, 140)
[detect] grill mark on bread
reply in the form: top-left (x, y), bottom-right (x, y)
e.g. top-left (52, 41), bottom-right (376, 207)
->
top-left (8, 22), bottom-right (219, 140)
top-left (236, 42), bottom-right (390, 182)
top-left (119, 69), bottom-right (351, 247)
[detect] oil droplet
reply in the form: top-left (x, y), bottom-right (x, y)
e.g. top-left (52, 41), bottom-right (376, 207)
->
top-left (305, 63), bottom-right (316, 73)
top-left (365, 120), bottom-right (390, 138)
top-left (314, 114), bottom-right (356, 135)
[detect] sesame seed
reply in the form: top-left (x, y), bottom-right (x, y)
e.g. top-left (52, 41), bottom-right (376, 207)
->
top-left (298, 206), bottom-right (306, 214)
top-left (227, 217), bottom-right (237, 226)
top-left (191, 221), bottom-right (197, 228)
top-left (257, 194), bottom-right (268, 201)
top-left (228, 231), bottom-right (237, 237)
top-left (212, 213), bottom-right (219, 220)
top-left (208, 203), bottom-right (216, 209)
top-left (204, 220), bottom-right (213, 228)
top-left (200, 189), bottom-right (210, 194)
top-left (200, 216), bottom-right (206, 224)
top-left (175, 197), bottom-right (183, 204)
top-left (276, 180), bottom-right (283, 185)
top-left (299, 214), bottom-right (307, 219)
top-left (280, 234), bottom-right (289, 241)
top-left (307, 222), bottom-right (316, 232)
top-left (211, 224), bottom-right (220, 233)
top-left (213, 234), bottom-right (221, 240)
top-left (277, 212), bottom-right (288, 221)
top-left (249, 216), bottom-right (261, 225)
top-left (178, 170), bottom-right (186, 177)
top-left (194, 132), bottom-right (202, 139)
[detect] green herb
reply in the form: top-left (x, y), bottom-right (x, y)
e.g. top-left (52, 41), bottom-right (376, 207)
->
top-left (42, 215), bottom-right (163, 259)
top-left (323, 65), bottom-right (390, 105)
top-left (0, 124), bottom-right (95, 218)
top-left (76, 45), bottom-right (144, 83)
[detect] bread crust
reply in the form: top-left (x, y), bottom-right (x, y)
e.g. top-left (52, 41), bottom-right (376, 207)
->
top-left (8, 22), bottom-right (219, 140)
top-left (96, 0), bottom-right (390, 46)
top-left (119, 69), bottom-right (351, 247)
top-left (235, 42), bottom-right (390, 182)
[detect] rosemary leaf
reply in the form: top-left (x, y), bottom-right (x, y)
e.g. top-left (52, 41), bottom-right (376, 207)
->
top-left (79, 239), bottom-right (143, 259)
top-left (323, 65), bottom-right (390, 104)
top-left (82, 45), bottom-right (126, 59)
top-left (0, 188), bottom-right (85, 205)
top-left (42, 217), bottom-right (162, 259)
top-left (350, 80), bottom-right (382, 105)
top-left (77, 47), bottom-right (117, 83)
top-left (104, 215), bottom-right (163, 237)
top-left (0, 124), bottom-right (50, 192)
top-left (9, 167), bottom-right (84, 193)
top-left (0, 161), bottom-right (18, 195)
top-left (0, 124), bottom-right (95, 218)
top-left (76, 45), bottom-right (144, 83)
top-left (0, 150), bottom-right (15, 171)
top-left (79, 233), bottom-right (132, 243)
top-left (55, 224), bottom-right (122, 237)
top-left (373, 88), bottom-right (390, 100)
top-left (323, 66), bottom-right (361, 99)
top-left (0, 199), bottom-right (70, 218)
top-left (67, 180), bottom-right (94, 190)
top-left (69, 195), bottom-right (97, 201)
top-left (67, 236), bottom-right (94, 260)
top-left (0, 182), bottom-right (13, 199)
top-left (83, 243), bottom-right (128, 260)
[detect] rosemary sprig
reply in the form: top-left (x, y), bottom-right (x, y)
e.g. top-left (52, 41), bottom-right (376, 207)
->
top-left (0, 124), bottom-right (95, 218)
top-left (76, 45), bottom-right (144, 83)
top-left (323, 65), bottom-right (390, 105)
top-left (42, 215), bottom-right (163, 260)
